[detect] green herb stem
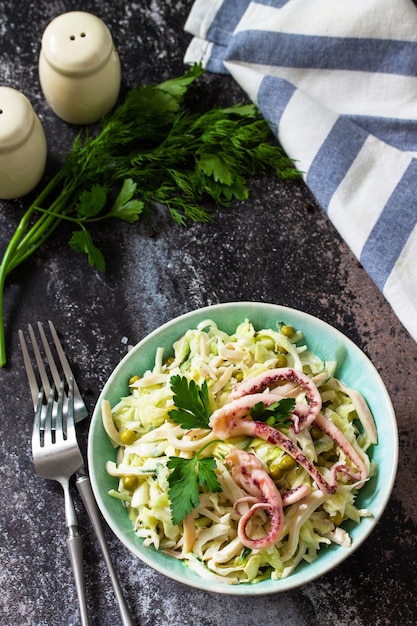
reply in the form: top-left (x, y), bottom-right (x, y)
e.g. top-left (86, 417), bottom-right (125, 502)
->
top-left (0, 169), bottom-right (75, 364)
top-left (0, 211), bottom-right (38, 365)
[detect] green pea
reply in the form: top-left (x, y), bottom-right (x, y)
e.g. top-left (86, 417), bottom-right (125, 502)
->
top-left (121, 475), bottom-right (138, 491)
top-left (278, 455), bottom-right (296, 471)
top-left (269, 459), bottom-right (283, 480)
top-left (276, 354), bottom-right (288, 368)
top-left (310, 426), bottom-right (323, 440)
top-left (120, 429), bottom-right (137, 445)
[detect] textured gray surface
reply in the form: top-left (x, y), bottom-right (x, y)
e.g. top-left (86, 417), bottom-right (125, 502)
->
top-left (1, 1), bottom-right (416, 625)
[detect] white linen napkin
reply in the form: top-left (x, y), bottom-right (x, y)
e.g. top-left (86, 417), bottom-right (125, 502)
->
top-left (184, 0), bottom-right (417, 343)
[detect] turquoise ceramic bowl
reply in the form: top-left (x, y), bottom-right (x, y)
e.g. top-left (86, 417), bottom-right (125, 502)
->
top-left (87, 302), bottom-right (398, 594)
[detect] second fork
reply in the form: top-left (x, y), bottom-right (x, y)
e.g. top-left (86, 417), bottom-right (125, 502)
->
top-left (32, 380), bottom-right (89, 625)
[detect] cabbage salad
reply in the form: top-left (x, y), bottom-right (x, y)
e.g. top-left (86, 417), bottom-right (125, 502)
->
top-left (102, 319), bottom-right (377, 584)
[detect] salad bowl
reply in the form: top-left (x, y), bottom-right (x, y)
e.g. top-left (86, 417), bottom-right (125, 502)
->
top-left (87, 302), bottom-right (398, 594)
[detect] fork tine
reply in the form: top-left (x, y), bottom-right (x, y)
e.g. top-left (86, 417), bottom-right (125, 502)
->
top-left (44, 384), bottom-right (55, 447)
top-left (32, 388), bottom-right (44, 453)
top-left (54, 380), bottom-right (66, 443)
top-left (19, 330), bottom-right (40, 410)
top-left (67, 377), bottom-right (76, 438)
top-left (38, 321), bottom-right (62, 392)
top-left (28, 323), bottom-right (52, 400)
top-left (47, 321), bottom-right (86, 408)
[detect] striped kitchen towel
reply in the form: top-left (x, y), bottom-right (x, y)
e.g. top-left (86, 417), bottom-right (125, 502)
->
top-left (184, 0), bottom-right (417, 344)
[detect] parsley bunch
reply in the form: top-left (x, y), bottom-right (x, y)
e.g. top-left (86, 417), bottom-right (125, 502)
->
top-left (0, 65), bottom-right (299, 366)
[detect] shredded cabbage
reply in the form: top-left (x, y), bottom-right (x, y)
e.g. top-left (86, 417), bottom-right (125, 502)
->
top-left (103, 319), bottom-right (377, 584)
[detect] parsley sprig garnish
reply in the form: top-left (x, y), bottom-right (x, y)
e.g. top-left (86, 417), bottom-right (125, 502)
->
top-left (167, 443), bottom-right (222, 526)
top-left (167, 375), bottom-right (221, 525)
top-left (249, 398), bottom-right (295, 428)
top-left (168, 375), bottom-right (211, 429)
top-left (0, 64), bottom-right (299, 366)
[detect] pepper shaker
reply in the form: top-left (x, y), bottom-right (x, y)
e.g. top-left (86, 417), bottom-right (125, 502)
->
top-left (38, 11), bottom-right (121, 125)
top-left (0, 87), bottom-right (47, 199)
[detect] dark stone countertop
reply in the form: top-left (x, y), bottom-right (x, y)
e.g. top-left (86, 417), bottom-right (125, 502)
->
top-left (1, 1), bottom-right (416, 625)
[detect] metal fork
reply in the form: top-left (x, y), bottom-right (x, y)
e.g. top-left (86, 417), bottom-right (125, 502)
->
top-left (20, 322), bottom-right (135, 626)
top-left (33, 378), bottom-right (90, 624)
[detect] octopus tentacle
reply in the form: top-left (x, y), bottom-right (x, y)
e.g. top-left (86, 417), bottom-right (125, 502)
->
top-left (281, 484), bottom-right (311, 505)
top-left (233, 495), bottom-right (259, 516)
top-left (226, 450), bottom-right (284, 550)
top-left (236, 502), bottom-right (277, 549)
top-left (211, 403), bottom-right (337, 494)
top-left (230, 367), bottom-right (322, 433)
top-left (209, 393), bottom-right (286, 440)
top-left (314, 412), bottom-right (368, 486)
top-left (325, 378), bottom-right (377, 444)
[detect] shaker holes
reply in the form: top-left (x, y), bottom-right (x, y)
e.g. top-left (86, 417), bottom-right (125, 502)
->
top-left (69, 32), bottom-right (87, 40)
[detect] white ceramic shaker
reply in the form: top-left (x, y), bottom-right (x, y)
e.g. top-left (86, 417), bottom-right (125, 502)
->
top-left (38, 11), bottom-right (121, 125)
top-left (0, 87), bottom-right (47, 199)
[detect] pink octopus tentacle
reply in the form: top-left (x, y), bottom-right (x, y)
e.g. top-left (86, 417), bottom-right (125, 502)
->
top-left (329, 462), bottom-right (362, 485)
top-left (226, 450), bottom-right (285, 549)
top-left (208, 393), bottom-right (285, 440)
top-left (281, 484), bottom-right (311, 505)
top-left (314, 412), bottom-right (368, 487)
top-left (230, 367), bottom-right (322, 433)
top-left (234, 495), bottom-right (260, 517)
top-left (237, 502), bottom-right (278, 550)
top-left (211, 408), bottom-right (336, 494)
top-left (235, 499), bottom-right (268, 524)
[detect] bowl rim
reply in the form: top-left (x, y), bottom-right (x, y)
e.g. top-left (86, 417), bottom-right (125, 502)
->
top-left (87, 301), bottom-right (398, 594)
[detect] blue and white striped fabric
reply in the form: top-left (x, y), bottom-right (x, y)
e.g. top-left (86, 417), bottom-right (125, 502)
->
top-left (184, 0), bottom-right (417, 344)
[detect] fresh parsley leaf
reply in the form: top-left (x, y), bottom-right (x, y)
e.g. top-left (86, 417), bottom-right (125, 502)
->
top-left (168, 375), bottom-right (211, 429)
top-left (197, 153), bottom-right (233, 185)
top-left (197, 455), bottom-right (221, 492)
top-left (157, 63), bottom-right (204, 100)
top-left (108, 179), bottom-right (144, 223)
top-left (69, 230), bottom-right (105, 271)
top-left (221, 103), bottom-right (258, 118)
top-left (111, 178), bottom-right (136, 207)
top-left (167, 457), bottom-right (200, 525)
top-left (249, 398), bottom-right (295, 428)
top-left (76, 185), bottom-right (107, 218)
top-left (167, 451), bottom-right (221, 526)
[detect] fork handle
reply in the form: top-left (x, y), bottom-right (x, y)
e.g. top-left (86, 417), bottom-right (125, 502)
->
top-left (76, 470), bottom-right (136, 626)
top-left (67, 527), bottom-right (90, 626)
top-left (62, 485), bottom-right (90, 626)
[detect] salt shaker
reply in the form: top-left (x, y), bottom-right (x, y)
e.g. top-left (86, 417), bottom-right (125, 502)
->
top-left (38, 11), bottom-right (121, 125)
top-left (0, 87), bottom-right (47, 199)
